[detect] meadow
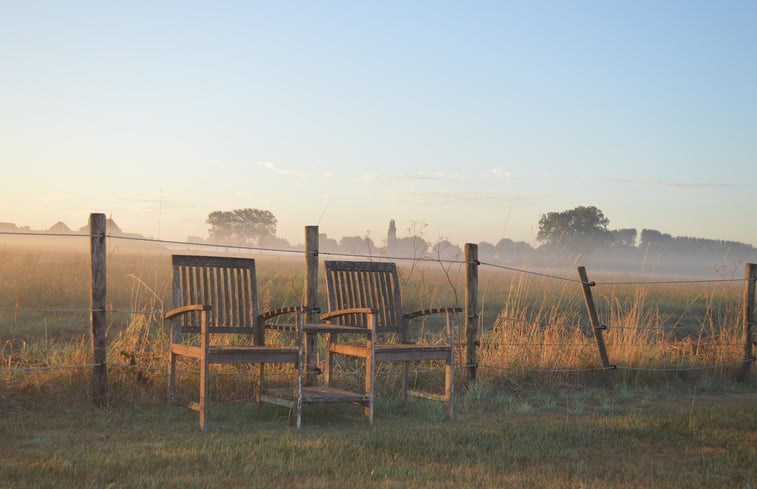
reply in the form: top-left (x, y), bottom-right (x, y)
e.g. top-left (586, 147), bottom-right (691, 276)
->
top-left (1, 234), bottom-right (755, 488)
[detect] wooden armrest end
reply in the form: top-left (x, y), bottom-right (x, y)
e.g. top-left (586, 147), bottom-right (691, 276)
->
top-left (320, 307), bottom-right (376, 322)
top-left (259, 306), bottom-right (318, 323)
top-left (404, 307), bottom-right (462, 321)
top-left (165, 304), bottom-right (211, 320)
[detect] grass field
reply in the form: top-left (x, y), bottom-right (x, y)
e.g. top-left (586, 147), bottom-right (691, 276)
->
top-left (1, 236), bottom-right (755, 488)
top-left (1, 381), bottom-right (755, 488)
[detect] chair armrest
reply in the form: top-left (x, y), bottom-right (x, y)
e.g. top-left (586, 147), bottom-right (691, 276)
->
top-left (320, 307), bottom-right (376, 322)
top-left (320, 308), bottom-right (377, 344)
top-left (403, 307), bottom-right (462, 321)
top-left (259, 306), bottom-right (317, 323)
top-left (403, 307), bottom-right (461, 345)
top-left (165, 304), bottom-right (211, 320)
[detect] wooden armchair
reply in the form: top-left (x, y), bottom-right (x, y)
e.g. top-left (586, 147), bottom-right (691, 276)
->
top-left (166, 255), bottom-right (307, 431)
top-left (323, 260), bottom-right (461, 418)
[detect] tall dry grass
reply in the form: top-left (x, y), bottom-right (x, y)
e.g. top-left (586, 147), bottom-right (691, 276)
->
top-left (0, 236), bottom-right (752, 409)
top-left (478, 267), bottom-right (748, 385)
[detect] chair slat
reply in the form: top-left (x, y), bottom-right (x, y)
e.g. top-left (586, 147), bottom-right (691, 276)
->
top-left (171, 255), bottom-right (258, 335)
top-left (232, 267), bottom-right (241, 326)
top-left (324, 261), bottom-right (402, 334)
top-left (220, 266), bottom-right (229, 327)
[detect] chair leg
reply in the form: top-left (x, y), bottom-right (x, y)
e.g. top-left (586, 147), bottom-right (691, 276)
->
top-left (365, 356), bottom-right (374, 425)
top-left (401, 361), bottom-right (409, 407)
top-left (167, 348), bottom-right (176, 405)
top-left (293, 365), bottom-right (303, 429)
top-left (256, 364), bottom-right (264, 404)
top-left (324, 334), bottom-right (333, 386)
top-left (199, 355), bottom-right (209, 431)
top-left (444, 360), bottom-right (454, 419)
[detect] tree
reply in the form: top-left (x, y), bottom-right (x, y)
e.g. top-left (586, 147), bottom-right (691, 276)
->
top-left (318, 233), bottom-right (339, 253)
top-left (339, 235), bottom-right (376, 255)
top-left (431, 238), bottom-right (462, 261)
top-left (494, 238), bottom-right (532, 262)
top-left (611, 228), bottom-right (638, 248)
top-left (640, 229), bottom-right (673, 250)
top-left (206, 208), bottom-right (277, 245)
top-left (536, 205), bottom-right (612, 251)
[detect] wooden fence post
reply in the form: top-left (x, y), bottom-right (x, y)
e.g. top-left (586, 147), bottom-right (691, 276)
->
top-left (464, 243), bottom-right (479, 383)
top-left (577, 266), bottom-right (614, 382)
top-left (304, 225), bottom-right (319, 386)
top-left (89, 213), bottom-right (107, 406)
top-left (741, 263), bottom-right (756, 382)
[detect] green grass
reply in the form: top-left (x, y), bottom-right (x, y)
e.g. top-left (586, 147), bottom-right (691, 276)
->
top-left (1, 384), bottom-right (754, 489)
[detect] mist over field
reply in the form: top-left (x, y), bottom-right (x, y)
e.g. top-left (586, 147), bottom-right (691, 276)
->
top-left (2, 214), bottom-right (755, 280)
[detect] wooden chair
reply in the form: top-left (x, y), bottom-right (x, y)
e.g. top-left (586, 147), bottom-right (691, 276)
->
top-left (323, 260), bottom-right (461, 418)
top-left (166, 255), bottom-right (307, 431)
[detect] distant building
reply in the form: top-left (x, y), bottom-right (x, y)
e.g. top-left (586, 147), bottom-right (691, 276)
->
top-left (0, 222), bottom-right (19, 232)
top-left (47, 221), bottom-right (72, 234)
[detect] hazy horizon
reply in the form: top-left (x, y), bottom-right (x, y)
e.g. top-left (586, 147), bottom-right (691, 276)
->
top-left (3, 2), bottom-right (756, 248)
top-left (2, 212), bottom-right (756, 252)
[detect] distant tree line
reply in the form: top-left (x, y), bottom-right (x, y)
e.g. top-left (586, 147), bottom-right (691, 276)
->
top-left (3, 205), bottom-right (750, 268)
top-left (533, 205), bottom-right (755, 256)
top-left (195, 206), bottom-right (756, 273)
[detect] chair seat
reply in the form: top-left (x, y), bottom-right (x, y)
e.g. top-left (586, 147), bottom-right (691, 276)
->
top-left (330, 341), bottom-right (452, 362)
top-left (206, 346), bottom-right (300, 364)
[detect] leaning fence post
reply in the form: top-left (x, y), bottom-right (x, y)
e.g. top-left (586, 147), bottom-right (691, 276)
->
top-left (89, 213), bottom-right (108, 406)
top-left (304, 225), bottom-right (319, 386)
top-left (741, 263), bottom-right (756, 382)
top-left (577, 266), bottom-right (614, 382)
top-left (464, 243), bottom-right (479, 383)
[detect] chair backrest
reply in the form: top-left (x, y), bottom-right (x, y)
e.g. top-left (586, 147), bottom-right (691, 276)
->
top-left (324, 260), bottom-right (403, 334)
top-left (171, 255), bottom-right (260, 338)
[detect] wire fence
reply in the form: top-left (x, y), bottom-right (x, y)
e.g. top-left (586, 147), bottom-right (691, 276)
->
top-left (0, 229), bottom-right (754, 389)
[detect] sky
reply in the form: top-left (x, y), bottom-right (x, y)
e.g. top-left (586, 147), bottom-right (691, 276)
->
top-left (2, 1), bottom-right (756, 248)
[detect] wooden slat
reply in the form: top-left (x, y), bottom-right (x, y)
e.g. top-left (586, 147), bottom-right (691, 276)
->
top-left (374, 270), bottom-right (389, 327)
top-left (208, 347), bottom-right (299, 364)
top-left (233, 267), bottom-right (242, 327)
top-left (406, 389), bottom-right (446, 402)
top-left (374, 267), bottom-right (398, 332)
top-left (219, 266), bottom-right (228, 327)
top-left (374, 348), bottom-right (451, 362)
top-left (356, 270), bottom-right (368, 320)
top-left (263, 386), bottom-right (371, 404)
top-left (248, 267), bottom-right (256, 330)
top-left (343, 270), bottom-right (357, 325)
top-left (172, 262), bottom-right (182, 333)
top-left (388, 267), bottom-right (402, 329)
top-left (240, 267), bottom-right (249, 327)
top-left (258, 393), bottom-right (296, 408)
top-left (217, 266), bottom-right (226, 326)
top-left (304, 324), bottom-right (369, 335)
top-left (328, 342), bottom-right (372, 358)
top-left (170, 343), bottom-right (202, 358)
top-left (201, 265), bottom-right (211, 327)
top-left (374, 269), bottom-right (387, 327)
top-left (185, 265), bottom-right (195, 327)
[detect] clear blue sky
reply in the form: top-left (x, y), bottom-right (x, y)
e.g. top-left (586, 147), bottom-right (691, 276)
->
top-left (2, 1), bottom-right (756, 247)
